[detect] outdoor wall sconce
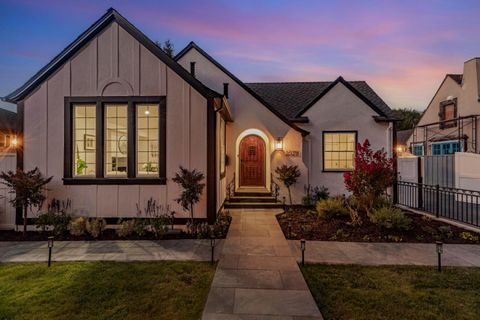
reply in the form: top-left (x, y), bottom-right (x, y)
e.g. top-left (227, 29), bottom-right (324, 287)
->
top-left (47, 236), bottom-right (54, 267)
top-left (11, 138), bottom-right (17, 147)
top-left (436, 241), bottom-right (443, 272)
top-left (275, 137), bottom-right (284, 151)
top-left (300, 239), bottom-right (306, 266)
top-left (210, 237), bottom-right (216, 265)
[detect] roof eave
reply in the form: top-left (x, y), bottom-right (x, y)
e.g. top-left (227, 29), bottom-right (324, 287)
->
top-left (175, 42), bottom-right (310, 136)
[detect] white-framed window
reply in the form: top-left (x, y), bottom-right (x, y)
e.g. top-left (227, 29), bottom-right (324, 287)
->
top-left (412, 143), bottom-right (424, 156)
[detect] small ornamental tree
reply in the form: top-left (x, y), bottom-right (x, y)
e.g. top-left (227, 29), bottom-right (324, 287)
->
top-left (344, 139), bottom-right (395, 215)
top-left (275, 164), bottom-right (301, 205)
top-left (172, 166), bottom-right (205, 223)
top-left (0, 168), bottom-right (53, 236)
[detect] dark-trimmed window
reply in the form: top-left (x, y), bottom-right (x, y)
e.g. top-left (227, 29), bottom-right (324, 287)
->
top-left (219, 117), bottom-right (226, 177)
top-left (64, 97), bottom-right (166, 185)
top-left (439, 98), bottom-right (457, 129)
top-left (323, 131), bottom-right (356, 171)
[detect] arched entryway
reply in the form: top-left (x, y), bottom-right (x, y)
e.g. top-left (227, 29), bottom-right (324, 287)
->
top-left (239, 135), bottom-right (266, 187)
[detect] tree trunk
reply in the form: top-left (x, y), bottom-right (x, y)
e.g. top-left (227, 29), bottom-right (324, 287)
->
top-left (287, 187), bottom-right (293, 205)
top-left (23, 205), bottom-right (28, 237)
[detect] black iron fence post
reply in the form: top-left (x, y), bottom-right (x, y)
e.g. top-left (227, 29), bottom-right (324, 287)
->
top-left (418, 178), bottom-right (423, 209)
top-left (435, 184), bottom-right (440, 218)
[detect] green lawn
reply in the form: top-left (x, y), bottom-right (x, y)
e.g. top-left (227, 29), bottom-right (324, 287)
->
top-left (301, 264), bottom-right (480, 320)
top-left (0, 261), bottom-right (216, 320)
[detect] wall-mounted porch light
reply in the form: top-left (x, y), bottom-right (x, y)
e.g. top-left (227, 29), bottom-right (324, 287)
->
top-left (275, 137), bottom-right (284, 151)
top-left (11, 137), bottom-right (17, 147)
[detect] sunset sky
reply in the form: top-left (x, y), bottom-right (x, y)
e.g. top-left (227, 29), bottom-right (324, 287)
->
top-left (1, 0), bottom-right (479, 112)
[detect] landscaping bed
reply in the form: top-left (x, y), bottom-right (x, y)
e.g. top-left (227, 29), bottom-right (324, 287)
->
top-left (277, 206), bottom-right (480, 243)
top-left (0, 212), bottom-right (231, 242)
top-left (301, 264), bottom-right (480, 320)
top-left (0, 261), bottom-right (216, 320)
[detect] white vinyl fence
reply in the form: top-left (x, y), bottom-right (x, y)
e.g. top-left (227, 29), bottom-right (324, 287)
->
top-left (0, 153), bottom-right (16, 229)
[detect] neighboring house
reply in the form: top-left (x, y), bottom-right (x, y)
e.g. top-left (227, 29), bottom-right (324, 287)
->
top-left (407, 58), bottom-right (480, 156)
top-left (0, 108), bottom-right (17, 153)
top-left (1, 8), bottom-right (396, 227)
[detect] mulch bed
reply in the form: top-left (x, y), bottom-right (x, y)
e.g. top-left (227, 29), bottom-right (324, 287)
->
top-left (277, 207), bottom-right (480, 243)
top-left (0, 229), bottom-right (198, 241)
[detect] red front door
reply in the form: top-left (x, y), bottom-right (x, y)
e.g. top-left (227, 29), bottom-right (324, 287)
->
top-left (239, 135), bottom-right (265, 186)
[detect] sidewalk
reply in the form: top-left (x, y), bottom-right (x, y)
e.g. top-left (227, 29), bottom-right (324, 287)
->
top-left (289, 240), bottom-right (480, 266)
top-left (202, 209), bottom-right (323, 320)
top-left (0, 239), bottom-right (223, 262)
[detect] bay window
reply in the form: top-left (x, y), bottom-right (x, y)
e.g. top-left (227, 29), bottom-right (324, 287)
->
top-left (323, 131), bottom-right (356, 171)
top-left (64, 97), bottom-right (166, 184)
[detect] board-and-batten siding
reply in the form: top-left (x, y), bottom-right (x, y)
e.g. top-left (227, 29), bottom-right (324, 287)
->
top-left (22, 21), bottom-right (208, 219)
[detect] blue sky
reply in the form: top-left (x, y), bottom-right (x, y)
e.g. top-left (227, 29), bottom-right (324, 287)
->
top-left (1, 0), bottom-right (480, 112)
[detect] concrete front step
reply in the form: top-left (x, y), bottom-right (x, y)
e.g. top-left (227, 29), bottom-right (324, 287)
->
top-left (224, 202), bottom-right (284, 209)
top-left (228, 196), bottom-right (278, 203)
top-left (234, 192), bottom-right (273, 197)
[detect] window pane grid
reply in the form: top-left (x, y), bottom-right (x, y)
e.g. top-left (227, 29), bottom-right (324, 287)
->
top-left (137, 104), bottom-right (159, 176)
top-left (105, 104), bottom-right (128, 177)
top-left (73, 104), bottom-right (96, 177)
top-left (324, 132), bottom-right (355, 170)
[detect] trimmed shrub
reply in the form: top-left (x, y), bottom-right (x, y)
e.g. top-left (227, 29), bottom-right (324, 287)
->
top-left (302, 185), bottom-right (330, 206)
top-left (316, 197), bottom-right (349, 221)
top-left (69, 216), bottom-right (87, 236)
top-left (116, 219), bottom-right (135, 238)
top-left (35, 211), bottom-right (71, 236)
top-left (86, 218), bottom-right (106, 238)
top-left (369, 207), bottom-right (411, 231)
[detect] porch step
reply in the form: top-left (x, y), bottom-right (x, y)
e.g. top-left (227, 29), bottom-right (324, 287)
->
top-left (223, 201), bottom-right (284, 209)
top-left (228, 196), bottom-right (278, 203)
top-left (234, 191), bottom-right (273, 197)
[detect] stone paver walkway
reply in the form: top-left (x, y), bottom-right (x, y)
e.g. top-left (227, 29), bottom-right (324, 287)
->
top-left (0, 239), bottom-right (223, 262)
top-left (202, 209), bottom-right (323, 320)
top-left (289, 241), bottom-right (480, 266)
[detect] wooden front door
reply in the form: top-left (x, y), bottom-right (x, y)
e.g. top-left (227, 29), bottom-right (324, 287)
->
top-left (239, 135), bottom-right (265, 186)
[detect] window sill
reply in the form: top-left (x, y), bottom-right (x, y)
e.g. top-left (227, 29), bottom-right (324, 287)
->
top-left (63, 177), bottom-right (166, 185)
top-left (322, 169), bottom-right (354, 173)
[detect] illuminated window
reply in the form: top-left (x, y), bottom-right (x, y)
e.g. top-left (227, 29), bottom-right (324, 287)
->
top-left (105, 104), bottom-right (128, 177)
top-left (136, 104), bottom-right (159, 176)
top-left (73, 104), bottom-right (96, 176)
top-left (323, 132), bottom-right (356, 171)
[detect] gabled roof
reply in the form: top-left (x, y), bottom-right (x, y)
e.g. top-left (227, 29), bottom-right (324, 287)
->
top-left (246, 79), bottom-right (397, 121)
top-left (0, 108), bottom-right (17, 131)
top-left (2, 8), bottom-right (221, 103)
top-left (175, 42), bottom-right (309, 135)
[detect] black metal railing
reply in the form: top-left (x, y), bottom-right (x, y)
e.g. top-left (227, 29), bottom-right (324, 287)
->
top-left (270, 173), bottom-right (280, 201)
top-left (397, 181), bottom-right (480, 227)
top-left (226, 173), bottom-right (235, 200)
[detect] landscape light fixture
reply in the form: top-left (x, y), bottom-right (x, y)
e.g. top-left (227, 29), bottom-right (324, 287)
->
top-left (300, 239), bottom-right (306, 266)
top-left (47, 236), bottom-right (54, 267)
top-left (275, 137), bottom-right (284, 151)
top-left (436, 241), bottom-right (443, 272)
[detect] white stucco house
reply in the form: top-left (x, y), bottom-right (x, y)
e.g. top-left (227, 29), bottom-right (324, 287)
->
top-left (1, 8), bottom-right (396, 228)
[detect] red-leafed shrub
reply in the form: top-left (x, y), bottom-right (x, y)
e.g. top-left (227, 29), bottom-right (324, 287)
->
top-left (344, 139), bottom-right (395, 215)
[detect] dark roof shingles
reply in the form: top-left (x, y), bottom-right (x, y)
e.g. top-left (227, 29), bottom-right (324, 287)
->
top-left (245, 81), bottom-right (395, 120)
top-left (447, 74), bottom-right (463, 85)
top-left (0, 108), bottom-right (17, 131)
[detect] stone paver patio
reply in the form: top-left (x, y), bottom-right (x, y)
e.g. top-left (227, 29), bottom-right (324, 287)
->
top-left (0, 239), bottom-right (223, 262)
top-left (289, 240), bottom-right (480, 266)
top-left (202, 209), bottom-right (323, 320)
